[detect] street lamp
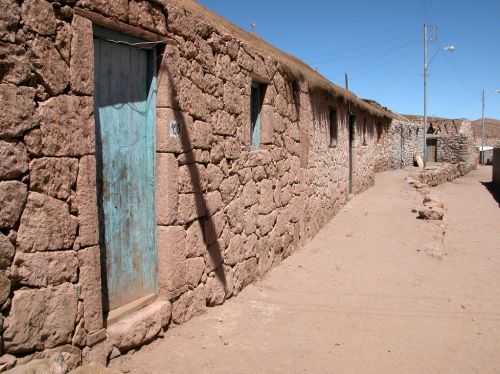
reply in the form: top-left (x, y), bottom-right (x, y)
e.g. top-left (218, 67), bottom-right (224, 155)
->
top-left (423, 24), bottom-right (456, 166)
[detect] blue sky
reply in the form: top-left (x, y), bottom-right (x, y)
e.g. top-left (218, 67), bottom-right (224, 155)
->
top-left (198, 0), bottom-right (500, 120)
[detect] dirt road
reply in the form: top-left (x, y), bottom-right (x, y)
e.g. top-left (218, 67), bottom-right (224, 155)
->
top-left (112, 166), bottom-right (500, 374)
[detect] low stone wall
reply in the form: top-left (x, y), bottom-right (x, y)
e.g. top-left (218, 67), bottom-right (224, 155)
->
top-left (437, 133), bottom-right (478, 174)
top-left (494, 148), bottom-right (500, 186)
top-left (414, 163), bottom-right (464, 187)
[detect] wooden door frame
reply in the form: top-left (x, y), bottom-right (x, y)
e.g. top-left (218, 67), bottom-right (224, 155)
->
top-left (93, 26), bottom-right (159, 321)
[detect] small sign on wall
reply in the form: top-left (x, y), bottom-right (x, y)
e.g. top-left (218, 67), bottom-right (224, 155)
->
top-left (169, 120), bottom-right (181, 138)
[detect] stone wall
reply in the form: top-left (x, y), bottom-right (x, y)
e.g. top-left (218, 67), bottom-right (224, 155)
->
top-left (389, 120), bottom-right (425, 169)
top-left (493, 148), bottom-right (500, 187)
top-left (414, 163), bottom-right (464, 187)
top-left (437, 134), bottom-right (478, 175)
top-left (0, 0), bottom-right (394, 371)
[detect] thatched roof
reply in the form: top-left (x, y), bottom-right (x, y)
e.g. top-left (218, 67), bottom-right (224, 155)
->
top-left (170, 0), bottom-right (395, 120)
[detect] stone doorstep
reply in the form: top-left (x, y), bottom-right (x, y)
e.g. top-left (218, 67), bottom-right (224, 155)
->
top-left (106, 299), bottom-right (172, 355)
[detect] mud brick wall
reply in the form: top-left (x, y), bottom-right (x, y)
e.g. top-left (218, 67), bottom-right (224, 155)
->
top-left (0, 0), bottom-right (394, 370)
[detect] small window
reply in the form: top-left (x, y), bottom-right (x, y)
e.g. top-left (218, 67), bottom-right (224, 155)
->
top-left (250, 81), bottom-right (266, 148)
top-left (362, 119), bottom-right (367, 146)
top-left (376, 122), bottom-right (383, 143)
top-left (329, 108), bottom-right (338, 147)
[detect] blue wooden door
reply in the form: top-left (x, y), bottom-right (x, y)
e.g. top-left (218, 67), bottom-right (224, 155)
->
top-left (94, 29), bottom-right (157, 311)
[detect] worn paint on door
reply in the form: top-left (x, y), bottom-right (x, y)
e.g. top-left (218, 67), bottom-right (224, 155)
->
top-left (94, 28), bottom-right (157, 311)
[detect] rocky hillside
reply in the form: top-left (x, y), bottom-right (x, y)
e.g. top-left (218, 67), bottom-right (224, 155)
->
top-left (471, 118), bottom-right (500, 145)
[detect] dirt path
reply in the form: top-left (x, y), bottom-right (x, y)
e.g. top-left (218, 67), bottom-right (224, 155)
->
top-left (113, 166), bottom-right (500, 374)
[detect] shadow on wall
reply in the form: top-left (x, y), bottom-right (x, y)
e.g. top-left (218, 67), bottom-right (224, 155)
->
top-left (481, 181), bottom-right (500, 207)
top-left (157, 48), bottom-right (227, 291)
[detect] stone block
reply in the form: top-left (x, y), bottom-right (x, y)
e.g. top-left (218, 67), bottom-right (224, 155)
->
top-left (223, 82), bottom-right (243, 115)
top-left (219, 175), bottom-right (240, 204)
top-left (214, 111), bottom-right (236, 136)
top-left (36, 96), bottom-right (95, 156)
top-left (107, 300), bottom-right (171, 353)
top-left (257, 211), bottom-right (277, 237)
top-left (30, 157), bottom-right (78, 200)
top-left (78, 0), bottom-right (128, 21)
top-left (242, 180), bottom-right (258, 208)
top-left (257, 180), bottom-right (275, 214)
top-left (27, 344), bottom-right (82, 373)
top-left (186, 219), bottom-right (207, 258)
top-left (17, 192), bottom-right (78, 252)
top-left (0, 42), bottom-right (31, 84)
top-left (0, 84), bottom-right (36, 139)
top-left (224, 234), bottom-right (246, 266)
top-left (55, 22), bottom-right (71, 64)
top-left (77, 156), bottom-right (99, 247)
top-left (205, 239), bottom-right (225, 274)
top-left (261, 105), bottom-right (274, 144)
top-left (158, 226), bottom-right (186, 261)
top-left (21, 0), bottom-right (57, 36)
top-left (205, 275), bottom-right (227, 306)
top-left (225, 198), bottom-right (243, 234)
top-left (31, 36), bottom-right (69, 95)
top-left (224, 138), bottom-right (240, 160)
top-left (157, 108), bottom-right (192, 154)
top-left (0, 234), bottom-right (14, 269)
top-left (233, 258), bottom-right (258, 295)
top-left (0, 141), bottom-right (28, 180)
top-left (0, 181), bottom-right (27, 229)
top-left (129, 0), bottom-right (167, 35)
top-left (11, 251), bottom-right (78, 287)
top-left (4, 283), bottom-right (78, 353)
top-left (177, 193), bottom-right (206, 224)
top-left (207, 164), bottom-right (224, 191)
top-left (0, 271), bottom-right (10, 305)
top-left (71, 15), bottom-right (94, 95)
top-left (178, 164), bottom-right (208, 193)
top-left (189, 120), bottom-right (212, 150)
top-left (77, 246), bottom-right (104, 332)
top-left (157, 152), bottom-right (178, 225)
top-left (178, 78), bottom-right (211, 121)
top-left (171, 285), bottom-right (206, 324)
top-left (206, 190), bottom-right (223, 216)
top-left (203, 209), bottom-right (225, 245)
top-left (0, 0), bottom-right (20, 42)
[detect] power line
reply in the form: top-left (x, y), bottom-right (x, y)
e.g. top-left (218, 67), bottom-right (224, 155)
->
top-left (309, 38), bottom-right (419, 66)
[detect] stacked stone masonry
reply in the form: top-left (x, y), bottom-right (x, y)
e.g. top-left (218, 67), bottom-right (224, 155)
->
top-left (0, 0), bottom-right (479, 371)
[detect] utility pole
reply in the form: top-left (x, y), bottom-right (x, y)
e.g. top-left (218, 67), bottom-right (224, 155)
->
top-left (345, 73), bottom-right (349, 91)
top-left (481, 89), bottom-right (485, 164)
top-left (423, 24), bottom-right (429, 166)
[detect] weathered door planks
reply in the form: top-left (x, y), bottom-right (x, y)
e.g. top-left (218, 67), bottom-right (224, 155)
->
top-left (94, 28), bottom-right (157, 312)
